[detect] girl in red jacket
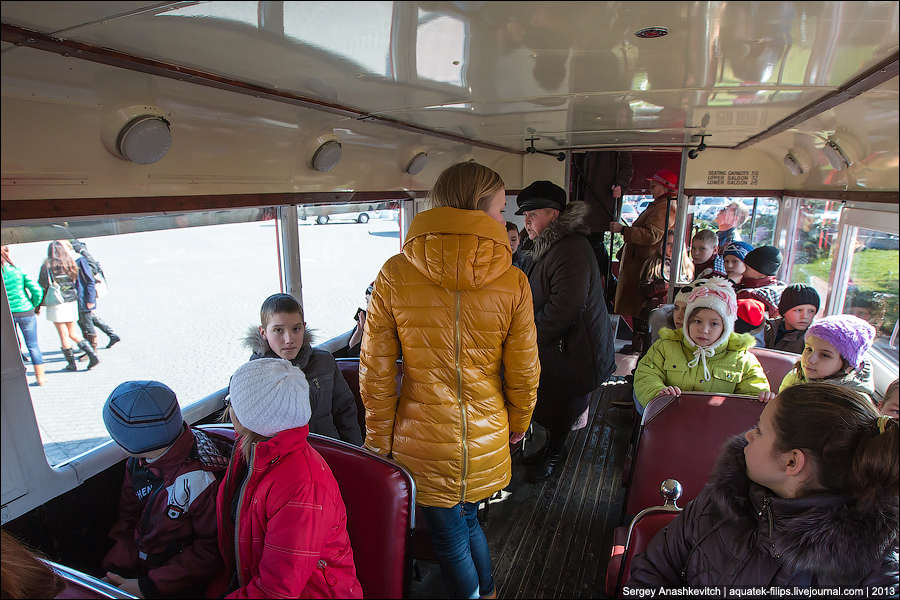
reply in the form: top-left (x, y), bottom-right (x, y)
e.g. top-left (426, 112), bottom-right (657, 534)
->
top-left (214, 358), bottom-right (362, 599)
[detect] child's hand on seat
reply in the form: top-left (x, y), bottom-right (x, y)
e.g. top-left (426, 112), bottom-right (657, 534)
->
top-left (758, 390), bottom-right (776, 403)
top-left (104, 572), bottom-right (143, 598)
top-left (656, 386), bottom-right (682, 398)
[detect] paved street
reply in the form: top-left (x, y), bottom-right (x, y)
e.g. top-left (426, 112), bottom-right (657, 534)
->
top-left (9, 215), bottom-right (401, 465)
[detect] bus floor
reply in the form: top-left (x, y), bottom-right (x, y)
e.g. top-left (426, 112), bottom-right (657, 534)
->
top-left (408, 377), bottom-right (635, 599)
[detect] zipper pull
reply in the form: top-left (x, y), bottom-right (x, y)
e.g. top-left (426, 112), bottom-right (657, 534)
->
top-left (318, 559), bottom-right (337, 586)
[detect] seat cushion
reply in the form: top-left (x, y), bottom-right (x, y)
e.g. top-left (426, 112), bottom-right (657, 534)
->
top-left (749, 346), bottom-right (798, 391)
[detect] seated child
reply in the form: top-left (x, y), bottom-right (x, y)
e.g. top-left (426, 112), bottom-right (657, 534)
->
top-left (634, 277), bottom-right (770, 412)
top-left (779, 314), bottom-right (876, 404)
top-left (214, 359), bottom-right (362, 599)
top-left (648, 285), bottom-right (692, 345)
top-left (735, 298), bottom-right (766, 348)
top-left (722, 241), bottom-right (754, 284)
top-left (764, 283), bottom-right (819, 354)
top-left (735, 245), bottom-right (786, 316)
top-left (101, 381), bottom-right (228, 598)
top-left (690, 229), bottom-right (726, 280)
top-left (879, 379), bottom-right (899, 418)
top-left (245, 293), bottom-right (363, 445)
top-left (628, 383), bottom-right (899, 588)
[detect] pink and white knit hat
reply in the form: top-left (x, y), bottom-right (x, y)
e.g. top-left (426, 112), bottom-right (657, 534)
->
top-left (684, 277), bottom-right (738, 351)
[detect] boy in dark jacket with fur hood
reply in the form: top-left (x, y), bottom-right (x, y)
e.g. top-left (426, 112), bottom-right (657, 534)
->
top-left (245, 293), bottom-right (362, 446)
top-left (101, 381), bottom-right (229, 598)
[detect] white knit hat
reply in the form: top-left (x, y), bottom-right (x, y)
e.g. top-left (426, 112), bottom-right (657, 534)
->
top-left (684, 277), bottom-right (737, 351)
top-left (228, 358), bottom-right (311, 437)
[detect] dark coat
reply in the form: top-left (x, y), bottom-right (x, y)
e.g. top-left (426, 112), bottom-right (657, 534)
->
top-left (525, 202), bottom-right (615, 431)
top-left (103, 426), bottom-right (228, 597)
top-left (628, 436), bottom-right (899, 589)
top-left (764, 317), bottom-right (806, 354)
top-left (581, 151), bottom-right (633, 233)
top-left (613, 195), bottom-right (677, 316)
top-left (247, 329), bottom-right (363, 446)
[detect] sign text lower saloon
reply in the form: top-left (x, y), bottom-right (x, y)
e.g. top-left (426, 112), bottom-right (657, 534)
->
top-left (706, 170), bottom-right (760, 186)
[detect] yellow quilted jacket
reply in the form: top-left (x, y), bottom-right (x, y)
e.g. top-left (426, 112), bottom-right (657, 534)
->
top-left (360, 207), bottom-right (540, 507)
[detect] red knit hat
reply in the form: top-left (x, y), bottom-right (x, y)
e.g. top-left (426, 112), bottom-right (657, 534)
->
top-left (735, 298), bottom-right (765, 333)
top-left (648, 169), bottom-right (678, 191)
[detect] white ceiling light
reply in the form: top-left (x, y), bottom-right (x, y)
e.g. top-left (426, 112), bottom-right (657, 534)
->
top-left (783, 152), bottom-right (804, 176)
top-left (823, 138), bottom-right (851, 170)
top-left (311, 140), bottom-right (342, 172)
top-left (117, 116), bottom-right (172, 164)
top-left (405, 152), bottom-right (429, 175)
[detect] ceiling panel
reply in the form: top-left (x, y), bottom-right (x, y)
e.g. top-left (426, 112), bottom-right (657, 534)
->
top-left (2, 1), bottom-right (898, 151)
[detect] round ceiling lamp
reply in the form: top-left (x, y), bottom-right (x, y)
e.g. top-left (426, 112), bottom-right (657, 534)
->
top-left (405, 152), bottom-right (429, 175)
top-left (116, 116), bottom-right (172, 164)
top-left (311, 140), bottom-right (342, 172)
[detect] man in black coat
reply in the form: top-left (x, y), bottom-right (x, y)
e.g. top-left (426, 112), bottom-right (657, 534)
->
top-left (517, 181), bottom-right (615, 481)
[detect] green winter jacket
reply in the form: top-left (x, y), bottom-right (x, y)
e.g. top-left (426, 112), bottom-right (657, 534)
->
top-left (634, 327), bottom-right (770, 408)
top-left (778, 360), bottom-right (876, 404)
top-left (2, 264), bottom-right (43, 313)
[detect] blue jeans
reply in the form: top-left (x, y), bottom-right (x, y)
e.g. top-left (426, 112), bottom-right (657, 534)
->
top-left (419, 502), bottom-right (494, 599)
top-left (14, 314), bottom-right (44, 365)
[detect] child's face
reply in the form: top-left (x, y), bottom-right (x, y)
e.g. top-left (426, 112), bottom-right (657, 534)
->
top-left (723, 255), bottom-right (745, 281)
top-left (744, 397), bottom-right (789, 494)
top-left (507, 228), bottom-right (520, 252)
top-left (742, 264), bottom-right (767, 279)
top-left (880, 389), bottom-right (899, 418)
top-left (260, 311), bottom-right (305, 361)
top-left (691, 239), bottom-right (716, 264)
top-left (672, 301), bottom-right (686, 328)
top-left (687, 308), bottom-right (725, 348)
top-left (801, 334), bottom-right (844, 380)
top-left (783, 304), bottom-right (817, 331)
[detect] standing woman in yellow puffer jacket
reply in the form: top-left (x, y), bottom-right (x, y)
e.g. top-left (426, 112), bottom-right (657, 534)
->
top-left (360, 162), bottom-right (540, 599)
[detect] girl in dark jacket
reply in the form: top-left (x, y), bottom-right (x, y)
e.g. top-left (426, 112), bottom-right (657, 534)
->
top-left (37, 240), bottom-right (100, 370)
top-left (628, 383), bottom-right (899, 591)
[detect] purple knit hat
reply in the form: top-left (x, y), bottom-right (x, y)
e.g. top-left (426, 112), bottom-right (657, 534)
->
top-left (805, 314), bottom-right (876, 369)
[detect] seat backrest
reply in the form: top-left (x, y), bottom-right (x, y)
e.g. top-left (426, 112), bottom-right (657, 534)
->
top-left (625, 393), bottom-right (762, 516)
top-left (335, 358), bottom-right (403, 439)
top-left (199, 426), bottom-right (415, 599)
top-left (749, 346), bottom-right (799, 391)
top-left (619, 511), bottom-right (679, 592)
top-left (335, 358), bottom-right (366, 435)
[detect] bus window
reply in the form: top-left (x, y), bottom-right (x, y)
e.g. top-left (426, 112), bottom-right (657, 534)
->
top-left (297, 203), bottom-right (401, 342)
top-left (843, 229), bottom-right (899, 365)
top-left (2, 208), bottom-right (281, 466)
top-left (788, 199), bottom-right (842, 302)
top-left (690, 197), bottom-right (780, 246)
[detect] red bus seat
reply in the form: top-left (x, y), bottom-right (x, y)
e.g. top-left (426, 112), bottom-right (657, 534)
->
top-left (624, 393), bottom-right (762, 516)
top-left (335, 358), bottom-right (403, 440)
top-left (199, 426), bottom-right (415, 598)
top-left (749, 346), bottom-right (798, 391)
top-left (605, 511), bottom-right (679, 597)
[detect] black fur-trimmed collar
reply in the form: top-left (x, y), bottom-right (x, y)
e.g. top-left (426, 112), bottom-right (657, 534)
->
top-left (529, 201), bottom-right (590, 262)
top-left (708, 436), bottom-right (898, 584)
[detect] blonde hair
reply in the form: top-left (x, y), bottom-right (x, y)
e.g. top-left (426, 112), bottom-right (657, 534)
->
top-left (428, 162), bottom-right (505, 212)
top-left (223, 406), bottom-right (270, 462)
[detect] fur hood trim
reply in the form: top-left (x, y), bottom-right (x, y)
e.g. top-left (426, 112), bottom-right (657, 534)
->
top-left (529, 201), bottom-right (590, 261)
top-left (243, 325), bottom-right (317, 368)
top-left (708, 436), bottom-right (899, 583)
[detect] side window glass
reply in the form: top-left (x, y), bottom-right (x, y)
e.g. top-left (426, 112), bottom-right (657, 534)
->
top-left (789, 199), bottom-right (842, 301)
top-left (297, 203), bottom-right (401, 343)
top-left (2, 208), bottom-right (281, 466)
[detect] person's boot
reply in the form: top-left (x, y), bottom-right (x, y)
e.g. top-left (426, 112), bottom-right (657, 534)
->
top-left (93, 315), bottom-right (120, 348)
top-left (527, 433), bottom-right (568, 482)
top-left (77, 340), bottom-right (100, 370)
top-left (62, 347), bottom-right (78, 371)
top-left (33, 363), bottom-right (46, 385)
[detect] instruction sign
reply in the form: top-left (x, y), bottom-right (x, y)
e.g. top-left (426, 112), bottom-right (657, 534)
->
top-left (706, 170), bottom-right (760, 186)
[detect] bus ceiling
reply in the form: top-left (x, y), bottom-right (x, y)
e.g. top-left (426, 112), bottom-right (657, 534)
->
top-left (1, 2), bottom-right (898, 217)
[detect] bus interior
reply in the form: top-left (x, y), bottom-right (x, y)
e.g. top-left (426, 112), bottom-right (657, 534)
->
top-left (1, 2), bottom-right (898, 598)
